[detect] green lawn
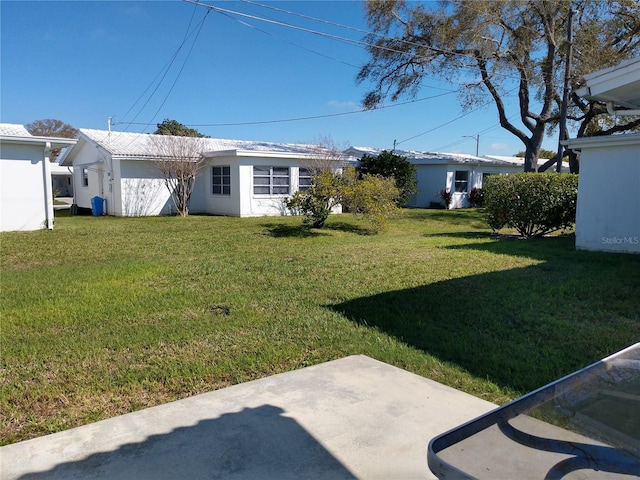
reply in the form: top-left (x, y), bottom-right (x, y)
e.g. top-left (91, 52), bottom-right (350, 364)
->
top-left (1, 209), bottom-right (638, 445)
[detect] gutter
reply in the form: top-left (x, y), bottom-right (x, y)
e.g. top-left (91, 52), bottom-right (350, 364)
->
top-left (606, 101), bottom-right (640, 117)
top-left (43, 142), bottom-right (54, 230)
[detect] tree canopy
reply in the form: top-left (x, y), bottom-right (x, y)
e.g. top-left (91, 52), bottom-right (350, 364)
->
top-left (154, 119), bottom-right (209, 138)
top-left (358, 0), bottom-right (640, 172)
top-left (26, 119), bottom-right (78, 138)
top-left (26, 119), bottom-right (78, 162)
top-left (358, 150), bottom-right (418, 205)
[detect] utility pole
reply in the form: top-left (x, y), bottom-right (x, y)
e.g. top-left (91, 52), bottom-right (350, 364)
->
top-left (463, 135), bottom-right (479, 156)
top-left (556, 7), bottom-right (574, 173)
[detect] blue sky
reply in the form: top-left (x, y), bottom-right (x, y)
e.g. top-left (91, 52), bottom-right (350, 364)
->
top-left (1, 0), bottom-right (556, 155)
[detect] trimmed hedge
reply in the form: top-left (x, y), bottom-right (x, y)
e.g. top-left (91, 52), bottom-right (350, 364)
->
top-left (484, 173), bottom-right (579, 238)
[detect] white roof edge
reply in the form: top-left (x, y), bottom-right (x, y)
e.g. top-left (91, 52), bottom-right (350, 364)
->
top-left (562, 133), bottom-right (640, 150)
top-left (0, 134), bottom-right (77, 149)
top-left (203, 149), bottom-right (350, 160)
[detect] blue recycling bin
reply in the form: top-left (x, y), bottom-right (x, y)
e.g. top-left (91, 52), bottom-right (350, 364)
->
top-left (91, 196), bottom-right (104, 216)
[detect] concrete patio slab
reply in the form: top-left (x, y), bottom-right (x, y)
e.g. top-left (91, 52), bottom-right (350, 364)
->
top-left (0, 355), bottom-right (496, 480)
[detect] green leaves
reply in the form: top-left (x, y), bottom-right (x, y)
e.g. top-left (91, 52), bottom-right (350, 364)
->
top-left (484, 173), bottom-right (579, 237)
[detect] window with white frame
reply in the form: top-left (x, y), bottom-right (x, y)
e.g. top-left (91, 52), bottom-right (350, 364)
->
top-left (82, 168), bottom-right (89, 187)
top-left (298, 167), bottom-right (313, 192)
top-left (454, 170), bottom-right (469, 192)
top-left (212, 166), bottom-right (231, 195)
top-left (253, 166), bottom-right (290, 195)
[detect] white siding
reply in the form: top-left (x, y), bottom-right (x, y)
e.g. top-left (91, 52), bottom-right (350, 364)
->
top-left (0, 143), bottom-right (49, 231)
top-left (119, 160), bottom-right (172, 216)
top-left (572, 136), bottom-right (640, 253)
top-left (70, 139), bottom-right (104, 210)
top-left (407, 164), bottom-right (449, 208)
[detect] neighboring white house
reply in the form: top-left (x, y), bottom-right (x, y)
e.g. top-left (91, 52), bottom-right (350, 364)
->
top-left (563, 57), bottom-right (640, 254)
top-left (483, 155), bottom-right (570, 173)
top-left (0, 123), bottom-right (77, 231)
top-left (61, 129), bottom-right (354, 217)
top-left (345, 147), bottom-right (522, 209)
top-left (50, 157), bottom-right (74, 197)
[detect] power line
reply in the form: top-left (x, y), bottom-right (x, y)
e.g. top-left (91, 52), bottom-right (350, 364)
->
top-left (184, 0), bottom-right (521, 85)
top-left (115, 91), bottom-right (456, 129)
top-left (395, 86), bottom-right (520, 147)
top-left (116, 6), bottom-right (210, 132)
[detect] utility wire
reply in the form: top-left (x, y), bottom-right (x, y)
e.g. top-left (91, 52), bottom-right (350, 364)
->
top-left (117, 91), bottom-right (456, 128)
top-left (215, 7), bottom-right (360, 69)
top-left (116, 6), bottom-right (209, 132)
top-left (187, 0), bottom-right (522, 85)
top-left (395, 86), bottom-right (519, 146)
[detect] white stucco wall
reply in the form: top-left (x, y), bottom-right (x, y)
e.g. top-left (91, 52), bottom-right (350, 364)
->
top-left (202, 155), bottom-right (340, 218)
top-left (567, 134), bottom-right (640, 254)
top-left (0, 143), bottom-right (49, 231)
top-left (119, 160), bottom-right (172, 216)
top-left (406, 163), bottom-right (521, 209)
top-left (69, 139), bottom-right (104, 211)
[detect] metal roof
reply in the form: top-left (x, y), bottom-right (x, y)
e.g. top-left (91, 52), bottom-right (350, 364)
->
top-left (345, 146), bottom-right (519, 166)
top-left (0, 123), bottom-right (31, 136)
top-left (78, 129), bottom-right (328, 158)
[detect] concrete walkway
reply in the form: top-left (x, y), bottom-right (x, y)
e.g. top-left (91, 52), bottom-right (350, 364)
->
top-left (0, 356), bottom-right (496, 480)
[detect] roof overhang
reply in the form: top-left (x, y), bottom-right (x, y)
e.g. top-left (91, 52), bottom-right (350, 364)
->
top-left (562, 132), bottom-right (640, 151)
top-left (202, 149), bottom-right (350, 161)
top-left (576, 57), bottom-right (640, 109)
top-left (0, 135), bottom-right (77, 150)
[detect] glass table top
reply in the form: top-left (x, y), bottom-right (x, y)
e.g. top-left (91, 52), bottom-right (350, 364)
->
top-left (428, 343), bottom-right (640, 479)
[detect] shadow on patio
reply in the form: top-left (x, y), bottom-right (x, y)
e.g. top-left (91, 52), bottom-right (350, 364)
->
top-left (16, 405), bottom-right (356, 480)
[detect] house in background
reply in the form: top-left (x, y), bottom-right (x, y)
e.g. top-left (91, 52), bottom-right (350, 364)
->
top-left (345, 147), bottom-right (522, 209)
top-left (483, 155), bottom-right (570, 173)
top-left (0, 123), bottom-right (77, 231)
top-left (50, 159), bottom-right (74, 197)
top-left (61, 129), bottom-right (355, 217)
top-left (563, 57), bottom-right (640, 254)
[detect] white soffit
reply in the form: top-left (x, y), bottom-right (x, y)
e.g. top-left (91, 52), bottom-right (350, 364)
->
top-left (577, 57), bottom-right (640, 109)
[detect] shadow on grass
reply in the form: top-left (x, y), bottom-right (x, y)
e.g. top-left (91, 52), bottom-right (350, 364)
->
top-left (262, 221), bottom-right (372, 238)
top-left (261, 223), bottom-right (328, 238)
top-left (324, 221), bottom-right (374, 236)
top-left (330, 239), bottom-right (640, 394)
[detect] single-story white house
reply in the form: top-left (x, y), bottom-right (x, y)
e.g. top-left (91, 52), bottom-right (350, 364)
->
top-left (563, 57), bottom-right (640, 254)
top-left (0, 123), bottom-right (77, 231)
top-left (345, 147), bottom-right (522, 209)
top-left (61, 129), bottom-right (355, 217)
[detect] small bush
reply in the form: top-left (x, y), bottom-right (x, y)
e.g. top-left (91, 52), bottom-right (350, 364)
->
top-left (469, 187), bottom-right (484, 207)
top-left (484, 173), bottom-right (578, 238)
top-left (284, 171), bottom-right (342, 228)
top-left (284, 167), bottom-right (400, 231)
top-left (340, 167), bottom-right (401, 231)
top-left (438, 189), bottom-right (452, 208)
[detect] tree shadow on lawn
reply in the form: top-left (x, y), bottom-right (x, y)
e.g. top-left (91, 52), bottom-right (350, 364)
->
top-left (261, 223), bottom-right (329, 238)
top-left (330, 236), bottom-right (640, 395)
top-left (262, 221), bottom-right (372, 238)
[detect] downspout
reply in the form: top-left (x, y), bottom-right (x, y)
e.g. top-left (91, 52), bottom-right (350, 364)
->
top-left (43, 142), bottom-right (54, 230)
top-left (606, 101), bottom-right (640, 117)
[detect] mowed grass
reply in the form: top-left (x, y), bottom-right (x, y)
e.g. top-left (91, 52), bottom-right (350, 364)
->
top-left (1, 209), bottom-right (638, 445)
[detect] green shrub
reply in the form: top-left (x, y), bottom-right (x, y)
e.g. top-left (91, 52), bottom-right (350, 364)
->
top-left (340, 167), bottom-right (400, 231)
top-left (469, 187), bottom-right (484, 207)
top-left (285, 167), bottom-right (400, 231)
top-left (283, 171), bottom-right (342, 228)
top-left (359, 150), bottom-right (418, 205)
top-left (484, 173), bottom-right (578, 238)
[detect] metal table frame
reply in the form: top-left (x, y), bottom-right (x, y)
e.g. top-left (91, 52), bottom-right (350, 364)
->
top-left (427, 343), bottom-right (640, 480)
